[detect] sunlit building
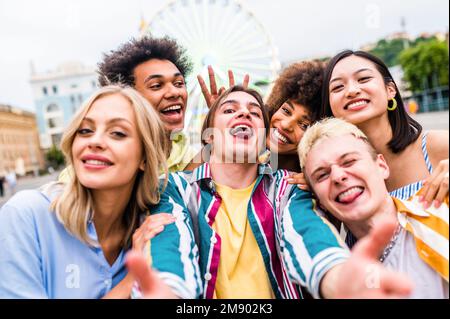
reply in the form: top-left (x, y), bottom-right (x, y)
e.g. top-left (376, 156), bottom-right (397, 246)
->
top-left (30, 61), bottom-right (97, 149)
top-left (0, 104), bottom-right (45, 176)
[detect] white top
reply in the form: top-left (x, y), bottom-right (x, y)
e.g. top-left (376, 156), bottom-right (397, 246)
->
top-left (384, 228), bottom-right (449, 299)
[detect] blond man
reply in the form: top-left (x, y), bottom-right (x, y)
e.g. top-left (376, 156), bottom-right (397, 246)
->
top-left (298, 117), bottom-right (449, 298)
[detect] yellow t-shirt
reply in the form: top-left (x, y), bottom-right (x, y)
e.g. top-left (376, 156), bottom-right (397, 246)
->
top-left (212, 181), bottom-right (275, 299)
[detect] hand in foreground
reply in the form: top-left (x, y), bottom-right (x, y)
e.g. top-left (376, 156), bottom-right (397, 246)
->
top-left (322, 217), bottom-right (413, 298)
top-left (285, 172), bottom-right (309, 191)
top-left (126, 251), bottom-right (178, 299)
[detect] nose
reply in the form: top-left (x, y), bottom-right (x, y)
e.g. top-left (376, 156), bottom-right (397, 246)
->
top-left (345, 80), bottom-right (361, 99)
top-left (280, 118), bottom-right (294, 132)
top-left (164, 83), bottom-right (181, 100)
top-left (236, 107), bottom-right (251, 120)
top-left (87, 131), bottom-right (106, 150)
top-left (330, 165), bottom-right (348, 185)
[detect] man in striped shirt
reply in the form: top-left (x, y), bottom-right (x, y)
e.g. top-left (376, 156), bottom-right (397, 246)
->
top-left (130, 87), bottom-right (413, 299)
top-left (298, 118), bottom-right (448, 298)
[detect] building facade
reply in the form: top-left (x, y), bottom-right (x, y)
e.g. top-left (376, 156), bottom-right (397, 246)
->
top-left (0, 105), bottom-right (45, 176)
top-left (30, 61), bottom-right (97, 149)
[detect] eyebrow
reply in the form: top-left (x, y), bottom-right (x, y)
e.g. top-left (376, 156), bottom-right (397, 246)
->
top-left (82, 117), bottom-right (133, 126)
top-left (311, 151), bottom-right (359, 177)
top-left (144, 72), bottom-right (183, 84)
top-left (330, 68), bottom-right (373, 85)
top-left (220, 99), bottom-right (261, 109)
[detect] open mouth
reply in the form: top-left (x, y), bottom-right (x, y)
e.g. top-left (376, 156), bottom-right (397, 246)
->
top-left (160, 104), bottom-right (183, 116)
top-left (229, 124), bottom-right (254, 139)
top-left (335, 186), bottom-right (364, 204)
top-left (344, 99), bottom-right (370, 111)
top-left (272, 128), bottom-right (291, 145)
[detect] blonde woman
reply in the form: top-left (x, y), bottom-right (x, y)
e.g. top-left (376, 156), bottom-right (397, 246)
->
top-left (0, 85), bottom-right (172, 298)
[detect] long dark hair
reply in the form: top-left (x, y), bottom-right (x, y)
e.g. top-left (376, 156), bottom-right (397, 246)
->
top-left (320, 50), bottom-right (422, 154)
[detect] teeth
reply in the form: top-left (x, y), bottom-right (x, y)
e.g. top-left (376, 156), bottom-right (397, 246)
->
top-left (348, 100), bottom-right (367, 109)
top-left (274, 129), bottom-right (288, 144)
top-left (338, 187), bottom-right (363, 202)
top-left (162, 105), bottom-right (182, 112)
top-left (85, 160), bottom-right (111, 166)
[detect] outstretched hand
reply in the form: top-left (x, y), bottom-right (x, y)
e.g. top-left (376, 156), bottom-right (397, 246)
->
top-left (197, 65), bottom-right (250, 108)
top-left (322, 217), bottom-right (413, 298)
top-left (126, 251), bottom-right (178, 299)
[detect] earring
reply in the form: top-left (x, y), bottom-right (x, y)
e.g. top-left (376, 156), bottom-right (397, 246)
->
top-left (387, 98), bottom-right (398, 111)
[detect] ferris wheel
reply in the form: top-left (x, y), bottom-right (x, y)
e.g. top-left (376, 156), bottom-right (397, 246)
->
top-left (142, 0), bottom-right (280, 147)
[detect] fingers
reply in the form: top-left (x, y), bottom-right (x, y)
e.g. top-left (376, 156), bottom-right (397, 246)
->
top-left (228, 70), bottom-right (235, 87)
top-left (421, 159), bottom-right (449, 208)
top-left (433, 179), bottom-right (448, 208)
top-left (243, 74), bottom-right (250, 88)
top-left (421, 173), bottom-right (447, 209)
top-left (133, 214), bottom-right (176, 252)
top-left (208, 65), bottom-right (218, 96)
top-left (379, 269), bottom-right (413, 297)
top-left (351, 216), bottom-right (397, 260)
top-left (284, 173), bottom-right (309, 191)
top-left (126, 251), bottom-right (157, 295)
top-left (197, 74), bottom-right (212, 108)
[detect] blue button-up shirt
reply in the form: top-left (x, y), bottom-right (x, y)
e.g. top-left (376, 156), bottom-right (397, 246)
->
top-left (0, 189), bottom-right (127, 299)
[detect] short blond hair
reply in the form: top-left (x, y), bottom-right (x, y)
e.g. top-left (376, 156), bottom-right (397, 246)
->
top-left (298, 117), bottom-right (377, 172)
top-left (48, 85), bottom-right (168, 247)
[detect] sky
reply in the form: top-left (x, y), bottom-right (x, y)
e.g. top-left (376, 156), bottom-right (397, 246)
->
top-left (0, 0), bottom-right (448, 112)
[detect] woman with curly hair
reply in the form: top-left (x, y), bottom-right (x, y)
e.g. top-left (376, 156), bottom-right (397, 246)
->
top-left (265, 60), bottom-right (325, 174)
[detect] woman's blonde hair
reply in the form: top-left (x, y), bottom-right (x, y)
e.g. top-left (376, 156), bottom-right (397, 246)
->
top-left (50, 85), bottom-right (168, 247)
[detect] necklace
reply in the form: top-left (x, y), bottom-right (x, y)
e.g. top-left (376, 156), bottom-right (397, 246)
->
top-left (379, 224), bottom-right (403, 263)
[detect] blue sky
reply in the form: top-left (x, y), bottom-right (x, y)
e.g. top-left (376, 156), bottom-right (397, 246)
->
top-left (0, 0), bottom-right (448, 111)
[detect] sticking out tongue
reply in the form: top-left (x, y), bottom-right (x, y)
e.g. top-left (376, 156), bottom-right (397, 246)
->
top-left (337, 187), bottom-right (364, 204)
top-left (230, 126), bottom-right (253, 139)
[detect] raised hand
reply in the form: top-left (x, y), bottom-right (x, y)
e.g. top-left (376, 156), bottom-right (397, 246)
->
top-left (197, 65), bottom-right (250, 108)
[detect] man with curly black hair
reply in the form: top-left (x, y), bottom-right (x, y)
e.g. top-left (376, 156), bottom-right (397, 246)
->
top-left (98, 36), bottom-right (195, 172)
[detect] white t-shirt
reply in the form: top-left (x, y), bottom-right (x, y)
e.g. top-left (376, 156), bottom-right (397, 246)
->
top-left (384, 228), bottom-right (449, 299)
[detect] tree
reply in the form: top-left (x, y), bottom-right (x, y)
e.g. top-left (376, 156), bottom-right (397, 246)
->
top-left (45, 145), bottom-right (65, 169)
top-left (399, 39), bottom-right (449, 92)
top-left (370, 38), bottom-right (410, 67)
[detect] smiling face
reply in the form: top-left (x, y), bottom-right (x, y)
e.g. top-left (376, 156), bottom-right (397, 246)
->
top-left (267, 100), bottom-right (312, 155)
top-left (209, 91), bottom-right (266, 163)
top-left (72, 93), bottom-right (144, 192)
top-left (133, 59), bottom-right (188, 132)
top-left (328, 55), bottom-right (396, 125)
top-left (304, 134), bottom-right (390, 223)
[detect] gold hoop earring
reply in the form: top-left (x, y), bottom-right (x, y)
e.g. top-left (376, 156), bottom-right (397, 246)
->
top-left (387, 98), bottom-right (398, 111)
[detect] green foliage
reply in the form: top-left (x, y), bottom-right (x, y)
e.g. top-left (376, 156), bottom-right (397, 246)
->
top-left (45, 145), bottom-right (65, 168)
top-left (399, 39), bottom-right (449, 92)
top-left (370, 38), bottom-right (410, 67)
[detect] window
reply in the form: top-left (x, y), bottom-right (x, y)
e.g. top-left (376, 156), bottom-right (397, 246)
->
top-left (47, 117), bottom-right (63, 129)
top-left (46, 104), bottom-right (60, 113)
top-left (92, 81), bottom-right (97, 88)
top-left (52, 85), bottom-right (58, 94)
top-left (42, 87), bottom-right (48, 95)
top-left (51, 134), bottom-right (63, 147)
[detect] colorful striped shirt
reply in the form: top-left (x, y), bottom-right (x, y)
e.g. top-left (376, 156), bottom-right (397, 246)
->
top-left (139, 163), bottom-right (349, 299)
